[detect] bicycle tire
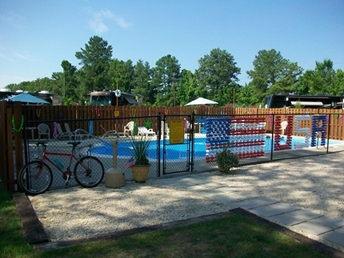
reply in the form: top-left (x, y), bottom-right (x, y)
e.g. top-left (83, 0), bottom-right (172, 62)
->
top-left (18, 161), bottom-right (53, 195)
top-left (74, 156), bottom-right (104, 188)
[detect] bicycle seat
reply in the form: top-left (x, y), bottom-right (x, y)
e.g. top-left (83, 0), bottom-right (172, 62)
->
top-left (67, 141), bottom-right (81, 147)
top-left (36, 141), bottom-right (47, 146)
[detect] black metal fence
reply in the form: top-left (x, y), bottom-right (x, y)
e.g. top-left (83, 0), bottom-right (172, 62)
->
top-left (21, 112), bottom-right (344, 190)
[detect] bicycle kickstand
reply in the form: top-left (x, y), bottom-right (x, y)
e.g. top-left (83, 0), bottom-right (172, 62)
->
top-left (65, 174), bottom-right (70, 186)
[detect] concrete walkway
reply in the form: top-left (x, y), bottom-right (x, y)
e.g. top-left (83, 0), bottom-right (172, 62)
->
top-left (156, 174), bottom-right (344, 252)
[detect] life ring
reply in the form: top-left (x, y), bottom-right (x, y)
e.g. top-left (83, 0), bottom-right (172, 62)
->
top-left (115, 90), bottom-right (121, 97)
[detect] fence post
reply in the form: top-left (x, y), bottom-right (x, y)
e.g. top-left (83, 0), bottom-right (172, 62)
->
top-left (12, 102), bottom-right (24, 192)
top-left (157, 112), bottom-right (162, 177)
top-left (190, 111), bottom-right (195, 172)
top-left (0, 102), bottom-right (10, 190)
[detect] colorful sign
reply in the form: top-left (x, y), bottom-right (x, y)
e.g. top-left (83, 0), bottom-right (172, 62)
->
top-left (169, 120), bottom-right (184, 144)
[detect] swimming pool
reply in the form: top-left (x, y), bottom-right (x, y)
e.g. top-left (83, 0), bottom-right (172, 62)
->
top-left (91, 136), bottom-right (344, 160)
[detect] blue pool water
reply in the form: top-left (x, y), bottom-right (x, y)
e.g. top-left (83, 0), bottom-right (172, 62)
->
top-left (91, 136), bottom-right (343, 160)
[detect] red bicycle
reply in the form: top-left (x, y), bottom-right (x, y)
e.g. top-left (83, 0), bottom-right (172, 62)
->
top-left (18, 141), bottom-right (104, 195)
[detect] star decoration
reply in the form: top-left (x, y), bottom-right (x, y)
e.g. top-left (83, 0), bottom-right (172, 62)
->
top-left (145, 119), bottom-right (152, 128)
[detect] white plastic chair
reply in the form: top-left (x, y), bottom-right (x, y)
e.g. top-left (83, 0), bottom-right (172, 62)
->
top-left (124, 121), bottom-right (134, 136)
top-left (37, 123), bottom-right (50, 140)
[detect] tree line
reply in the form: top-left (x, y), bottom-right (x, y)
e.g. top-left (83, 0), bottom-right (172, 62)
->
top-left (6, 36), bottom-right (344, 107)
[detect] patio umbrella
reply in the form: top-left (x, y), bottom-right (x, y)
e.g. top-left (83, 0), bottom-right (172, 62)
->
top-left (7, 93), bottom-right (50, 105)
top-left (185, 97), bottom-right (218, 106)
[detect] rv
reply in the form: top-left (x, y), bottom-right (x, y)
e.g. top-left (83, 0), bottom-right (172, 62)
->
top-left (266, 94), bottom-right (344, 109)
top-left (89, 90), bottom-right (143, 106)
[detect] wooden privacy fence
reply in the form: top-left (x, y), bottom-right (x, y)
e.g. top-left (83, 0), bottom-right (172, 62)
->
top-left (1, 102), bottom-right (344, 191)
top-left (20, 105), bottom-right (344, 139)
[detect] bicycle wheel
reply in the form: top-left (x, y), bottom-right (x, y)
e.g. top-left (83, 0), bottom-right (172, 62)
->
top-left (74, 156), bottom-right (104, 187)
top-left (18, 161), bottom-right (53, 195)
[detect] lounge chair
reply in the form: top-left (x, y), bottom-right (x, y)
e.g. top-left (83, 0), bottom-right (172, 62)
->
top-left (37, 123), bottom-right (50, 140)
top-left (100, 125), bottom-right (119, 138)
top-left (55, 122), bottom-right (73, 140)
top-left (124, 121), bottom-right (134, 136)
top-left (137, 126), bottom-right (156, 137)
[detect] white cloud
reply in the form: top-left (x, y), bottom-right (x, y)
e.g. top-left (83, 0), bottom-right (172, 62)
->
top-left (88, 8), bottom-right (131, 34)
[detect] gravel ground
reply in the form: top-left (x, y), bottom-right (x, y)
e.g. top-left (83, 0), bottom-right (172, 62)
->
top-left (28, 152), bottom-right (344, 242)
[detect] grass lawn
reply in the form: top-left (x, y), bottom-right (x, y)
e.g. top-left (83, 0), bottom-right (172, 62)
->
top-left (0, 181), bottom-right (334, 258)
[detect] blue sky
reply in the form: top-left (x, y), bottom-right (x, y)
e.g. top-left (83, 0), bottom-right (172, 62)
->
top-left (1, 0), bottom-right (343, 89)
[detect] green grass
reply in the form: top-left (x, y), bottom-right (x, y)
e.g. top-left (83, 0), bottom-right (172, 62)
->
top-left (0, 181), bottom-right (333, 258)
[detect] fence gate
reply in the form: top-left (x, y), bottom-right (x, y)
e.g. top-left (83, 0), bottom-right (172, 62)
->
top-left (162, 114), bottom-right (192, 175)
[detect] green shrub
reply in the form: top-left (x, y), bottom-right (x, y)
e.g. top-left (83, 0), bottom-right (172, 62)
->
top-left (216, 147), bottom-right (239, 173)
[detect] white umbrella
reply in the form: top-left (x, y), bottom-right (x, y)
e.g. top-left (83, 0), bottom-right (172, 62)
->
top-left (7, 93), bottom-right (50, 105)
top-left (185, 97), bottom-right (218, 106)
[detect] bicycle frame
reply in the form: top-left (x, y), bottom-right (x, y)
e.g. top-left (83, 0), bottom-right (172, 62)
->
top-left (38, 148), bottom-right (90, 180)
top-left (42, 151), bottom-right (78, 174)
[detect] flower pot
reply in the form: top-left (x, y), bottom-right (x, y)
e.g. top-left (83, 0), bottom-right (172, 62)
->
top-left (131, 164), bottom-right (150, 183)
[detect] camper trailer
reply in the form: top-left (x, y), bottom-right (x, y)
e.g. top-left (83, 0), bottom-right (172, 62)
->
top-left (89, 90), bottom-right (143, 106)
top-left (266, 94), bottom-right (344, 109)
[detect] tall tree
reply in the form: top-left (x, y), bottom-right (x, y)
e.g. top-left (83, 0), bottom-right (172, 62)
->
top-left (61, 60), bottom-right (78, 102)
top-left (132, 60), bottom-right (153, 105)
top-left (247, 49), bottom-right (302, 103)
top-left (51, 72), bottom-right (64, 96)
top-left (296, 59), bottom-right (341, 95)
top-left (75, 36), bottom-right (112, 93)
top-left (151, 54), bottom-right (180, 106)
top-left (314, 59), bottom-right (336, 95)
top-left (236, 83), bottom-right (260, 107)
top-left (109, 59), bottom-right (134, 93)
top-left (195, 48), bottom-right (241, 106)
top-left (268, 62), bottom-right (303, 95)
top-left (334, 69), bottom-right (344, 96)
top-left (177, 69), bottom-right (196, 106)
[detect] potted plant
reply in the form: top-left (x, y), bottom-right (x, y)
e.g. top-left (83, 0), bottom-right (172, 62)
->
top-left (128, 135), bottom-right (151, 183)
top-left (216, 146), bottom-right (239, 173)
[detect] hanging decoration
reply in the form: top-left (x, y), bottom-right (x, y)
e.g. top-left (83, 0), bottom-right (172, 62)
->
top-left (12, 115), bottom-right (24, 132)
top-left (145, 119), bottom-right (152, 128)
top-left (95, 108), bottom-right (100, 117)
top-left (89, 120), bottom-right (94, 134)
top-left (53, 122), bottom-right (58, 139)
top-left (36, 109), bottom-right (41, 118)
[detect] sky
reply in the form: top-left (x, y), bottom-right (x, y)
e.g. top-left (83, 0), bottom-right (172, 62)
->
top-left (1, 0), bottom-right (344, 89)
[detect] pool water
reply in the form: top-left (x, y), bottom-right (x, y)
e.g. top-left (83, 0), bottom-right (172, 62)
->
top-left (91, 136), bottom-right (343, 160)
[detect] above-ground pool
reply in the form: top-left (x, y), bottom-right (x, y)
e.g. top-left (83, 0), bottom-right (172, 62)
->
top-left (91, 136), bottom-right (344, 161)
